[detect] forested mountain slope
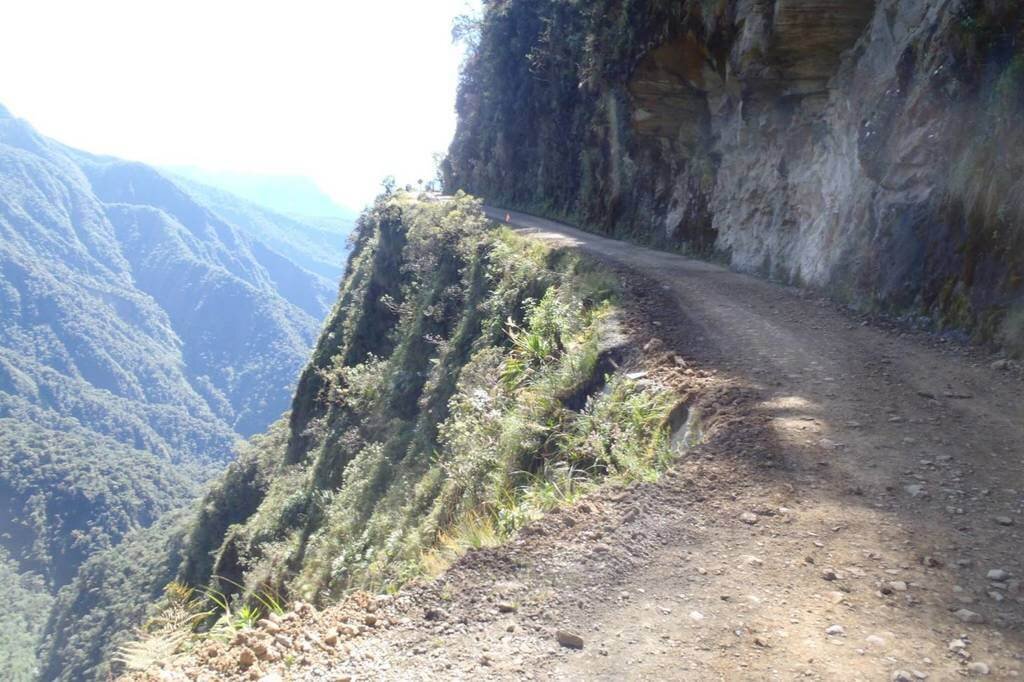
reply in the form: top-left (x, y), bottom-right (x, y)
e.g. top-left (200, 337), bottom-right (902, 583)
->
top-left (445, 0), bottom-right (1024, 355)
top-left (0, 105), bottom-right (344, 679)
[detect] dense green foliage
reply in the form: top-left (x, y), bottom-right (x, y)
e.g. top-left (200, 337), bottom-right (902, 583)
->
top-left (38, 513), bottom-right (193, 682)
top-left (0, 109), bottom-right (335, 458)
top-left (172, 192), bottom-right (676, 614)
top-left (0, 549), bottom-right (51, 682)
top-left (0, 419), bottom-right (196, 587)
top-left (77, 151), bottom-right (336, 437)
top-left (0, 107), bottom-right (347, 678)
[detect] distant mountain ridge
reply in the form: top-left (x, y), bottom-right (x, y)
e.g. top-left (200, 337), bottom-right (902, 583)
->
top-left (170, 175), bottom-right (352, 281)
top-left (0, 106), bottom-right (349, 678)
top-left (165, 166), bottom-right (357, 221)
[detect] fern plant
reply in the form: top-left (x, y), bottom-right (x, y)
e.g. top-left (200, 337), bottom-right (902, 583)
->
top-left (113, 582), bottom-right (210, 673)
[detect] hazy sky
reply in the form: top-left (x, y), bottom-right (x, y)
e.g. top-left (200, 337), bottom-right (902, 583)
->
top-left (0, 1), bottom-right (476, 210)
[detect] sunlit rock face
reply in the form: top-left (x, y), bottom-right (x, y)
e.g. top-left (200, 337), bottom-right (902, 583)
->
top-left (742, 0), bottom-right (877, 92)
top-left (448, 0), bottom-right (1024, 352)
top-left (707, 0), bottom-right (881, 285)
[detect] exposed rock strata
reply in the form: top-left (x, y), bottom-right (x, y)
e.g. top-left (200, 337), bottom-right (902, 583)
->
top-left (447, 0), bottom-right (1024, 352)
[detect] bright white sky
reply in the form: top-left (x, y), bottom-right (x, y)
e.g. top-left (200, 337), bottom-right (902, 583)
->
top-left (0, 1), bottom-right (476, 210)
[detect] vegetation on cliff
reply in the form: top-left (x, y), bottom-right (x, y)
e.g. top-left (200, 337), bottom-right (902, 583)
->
top-left (103, 192), bottom-right (679, 677)
top-left (178, 192), bottom-right (675, 599)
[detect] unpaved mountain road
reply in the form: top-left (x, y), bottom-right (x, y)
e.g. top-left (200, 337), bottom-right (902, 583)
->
top-left (478, 208), bottom-right (1024, 680)
top-left (150, 208), bottom-right (1023, 681)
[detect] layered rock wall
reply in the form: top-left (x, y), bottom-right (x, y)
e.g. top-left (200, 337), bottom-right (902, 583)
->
top-left (447, 0), bottom-right (1024, 351)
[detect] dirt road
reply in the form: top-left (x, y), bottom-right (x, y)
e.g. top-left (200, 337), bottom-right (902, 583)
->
top-left (159, 207), bottom-right (1024, 681)
top-left (475, 207), bottom-right (1023, 680)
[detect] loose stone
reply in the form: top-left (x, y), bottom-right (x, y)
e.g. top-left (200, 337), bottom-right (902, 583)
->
top-left (955, 609), bottom-right (985, 624)
top-left (556, 630), bottom-right (585, 649)
top-left (967, 662), bottom-right (991, 676)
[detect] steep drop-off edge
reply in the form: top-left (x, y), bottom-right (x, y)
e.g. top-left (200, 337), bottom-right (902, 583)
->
top-left (81, 192), bottom-right (687, 680)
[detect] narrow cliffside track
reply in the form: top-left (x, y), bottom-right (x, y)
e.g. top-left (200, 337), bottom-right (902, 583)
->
top-left (471, 209), bottom-right (1024, 680)
top-left (149, 209), bottom-right (1023, 681)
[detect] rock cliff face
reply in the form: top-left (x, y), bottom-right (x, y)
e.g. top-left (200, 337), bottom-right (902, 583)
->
top-left (446, 0), bottom-right (1024, 352)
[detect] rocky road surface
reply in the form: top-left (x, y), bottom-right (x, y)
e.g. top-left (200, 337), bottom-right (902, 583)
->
top-left (145, 208), bottom-right (1023, 681)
